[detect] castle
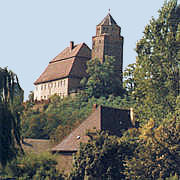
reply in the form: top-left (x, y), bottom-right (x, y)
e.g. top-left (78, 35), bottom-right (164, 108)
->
top-left (34, 13), bottom-right (124, 101)
top-left (31, 14), bottom-right (135, 173)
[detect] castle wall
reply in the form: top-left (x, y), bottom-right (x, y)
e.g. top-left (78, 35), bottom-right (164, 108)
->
top-left (104, 35), bottom-right (124, 81)
top-left (92, 35), bottom-right (105, 61)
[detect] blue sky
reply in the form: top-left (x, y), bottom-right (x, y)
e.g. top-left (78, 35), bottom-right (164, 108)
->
top-left (0, 0), bottom-right (179, 99)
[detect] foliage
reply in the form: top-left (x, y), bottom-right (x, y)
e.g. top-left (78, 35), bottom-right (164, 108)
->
top-left (0, 67), bottom-right (24, 167)
top-left (124, 98), bottom-right (180, 179)
top-left (4, 152), bottom-right (64, 180)
top-left (21, 94), bottom-right (93, 142)
top-left (81, 56), bottom-right (125, 98)
top-left (87, 94), bottom-right (135, 110)
top-left (123, 63), bottom-right (136, 94)
top-left (132, 0), bottom-right (180, 124)
top-left (163, 174), bottom-right (179, 180)
top-left (69, 131), bottom-right (137, 180)
top-left (21, 92), bottom-right (134, 142)
top-left (25, 91), bottom-right (35, 109)
top-left (16, 2), bottom-right (180, 179)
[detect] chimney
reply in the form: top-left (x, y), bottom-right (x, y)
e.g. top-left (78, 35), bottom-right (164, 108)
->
top-left (130, 108), bottom-right (135, 126)
top-left (92, 104), bottom-right (98, 111)
top-left (70, 41), bottom-right (74, 50)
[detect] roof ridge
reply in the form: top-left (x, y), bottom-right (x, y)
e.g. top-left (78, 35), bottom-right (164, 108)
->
top-left (51, 106), bottom-right (101, 152)
top-left (98, 13), bottom-right (117, 26)
top-left (50, 43), bottom-right (82, 63)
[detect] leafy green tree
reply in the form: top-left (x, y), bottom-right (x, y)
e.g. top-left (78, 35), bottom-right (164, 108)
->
top-left (0, 67), bottom-right (24, 167)
top-left (124, 97), bottom-right (180, 179)
top-left (81, 56), bottom-right (125, 98)
top-left (133, 0), bottom-right (180, 124)
top-left (69, 131), bottom-right (136, 180)
top-left (123, 63), bottom-right (136, 94)
top-left (21, 95), bottom-right (92, 142)
top-left (25, 91), bottom-right (35, 109)
top-left (163, 174), bottom-right (179, 180)
top-left (5, 152), bottom-right (64, 180)
top-left (22, 92), bottom-right (134, 142)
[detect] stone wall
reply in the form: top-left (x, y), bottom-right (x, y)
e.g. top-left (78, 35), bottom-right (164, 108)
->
top-left (101, 107), bottom-right (134, 137)
top-left (91, 23), bottom-right (124, 82)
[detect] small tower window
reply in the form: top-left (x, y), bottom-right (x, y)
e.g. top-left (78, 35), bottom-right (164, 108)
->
top-left (97, 27), bottom-right (100, 35)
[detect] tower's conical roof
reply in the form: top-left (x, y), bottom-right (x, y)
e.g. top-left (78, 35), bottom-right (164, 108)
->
top-left (98, 13), bottom-right (117, 26)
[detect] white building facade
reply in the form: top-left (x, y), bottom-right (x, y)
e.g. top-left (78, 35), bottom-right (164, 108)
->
top-left (34, 42), bottom-right (91, 101)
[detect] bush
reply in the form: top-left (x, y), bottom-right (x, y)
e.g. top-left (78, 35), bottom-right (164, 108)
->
top-left (5, 152), bottom-right (65, 180)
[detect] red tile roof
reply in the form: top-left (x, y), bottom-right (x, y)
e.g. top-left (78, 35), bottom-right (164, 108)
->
top-left (34, 43), bottom-right (91, 85)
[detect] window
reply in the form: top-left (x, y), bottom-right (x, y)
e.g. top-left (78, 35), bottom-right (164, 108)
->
top-left (41, 85), bottom-right (43, 90)
top-left (44, 84), bottom-right (46, 90)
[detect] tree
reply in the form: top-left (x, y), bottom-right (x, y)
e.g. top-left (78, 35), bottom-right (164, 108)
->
top-left (0, 67), bottom-right (24, 167)
top-left (69, 131), bottom-right (136, 180)
top-left (21, 94), bottom-right (92, 143)
top-left (81, 56), bottom-right (125, 98)
top-left (133, 0), bottom-right (180, 124)
top-left (123, 63), bottom-right (136, 94)
top-left (5, 152), bottom-right (64, 180)
top-left (124, 97), bottom-right (180, 179)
